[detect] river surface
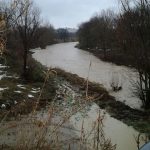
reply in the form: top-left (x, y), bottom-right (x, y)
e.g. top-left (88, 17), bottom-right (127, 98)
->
top-left (32, 42), bottom-right (141, 109)
top-left (32, 42), bottom-right (145, 150)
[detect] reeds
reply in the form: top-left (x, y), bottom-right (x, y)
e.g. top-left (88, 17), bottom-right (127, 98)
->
top-left (0, 67), bottom-right (116, 150)
top-left (0, 4), bottom-right (116, 149)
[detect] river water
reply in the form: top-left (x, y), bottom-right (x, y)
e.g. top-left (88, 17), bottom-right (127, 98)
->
top-left (32, 42), bottom-right (145, 150)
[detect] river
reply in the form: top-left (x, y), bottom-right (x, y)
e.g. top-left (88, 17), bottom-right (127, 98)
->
top-left (32, 42), bottom-right (145, 150)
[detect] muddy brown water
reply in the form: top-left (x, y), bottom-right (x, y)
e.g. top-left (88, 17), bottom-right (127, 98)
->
top-left (32, 42), bottom-right (145, 150)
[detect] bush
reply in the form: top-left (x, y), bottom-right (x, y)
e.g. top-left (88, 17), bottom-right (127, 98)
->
top-left (27, 57), bottom-right (46, 82)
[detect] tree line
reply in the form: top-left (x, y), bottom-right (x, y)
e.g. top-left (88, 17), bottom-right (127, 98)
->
top-left (0, 0), bottom-right (76, 79)
top-left (0, 0), bottom-right (56, 78)
top-left (77, 0), bottom-right (150, 109)
top-left (78, 9), bottom-right (116, 59)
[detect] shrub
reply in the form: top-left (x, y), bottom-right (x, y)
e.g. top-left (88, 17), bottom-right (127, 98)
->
top-left (27, 57), bottom-right (46, 82)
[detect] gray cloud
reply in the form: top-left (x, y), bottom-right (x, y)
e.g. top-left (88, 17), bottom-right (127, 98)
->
top-left (34, 0), bottom-right (118, 28)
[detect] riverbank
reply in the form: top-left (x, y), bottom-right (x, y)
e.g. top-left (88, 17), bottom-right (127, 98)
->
top-left (54, 68), bottom-right (150, 135)
top-left (72, 44), bottom-right (150, 133)
top-left (1, 54), bottom-right (150, 134)
top-left (31, 42), bottom-right (150, 135)
top-left (0, 51), bottom-right (149, 147)
top-left (0, 53), bottom-right (108, 118)
top-left (0, 54), bottom-right (57, 119)
top-left (76, 44), bottom-right (135, 68)
top-left (0, 54), bottom-right (116, 149)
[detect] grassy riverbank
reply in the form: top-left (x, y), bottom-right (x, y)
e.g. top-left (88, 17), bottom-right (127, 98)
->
top-left (76, 44), bottom-right (135, 68)
top-left (75, 44), bottom-right (150, 134)
top-left (0, 53), bottom-right (150, 136)
top-left (54, 68), bottom-right (150, 135)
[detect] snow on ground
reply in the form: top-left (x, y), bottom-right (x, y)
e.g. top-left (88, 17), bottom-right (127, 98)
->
top-left (0, 64), bottom-right (6, 80)
top-left (5, 75), bottom-right (19, 79)
top-left (31, 90), bottom-right (39, 93)
top-left (0, 64), bottom-right (7, 69)
top-left (0, 68), bottom-right (146, 150)
top-left (14, 91), bottom-right (22, 93)
top-left (0, 87), bottom-right (8, 91)
top-left (0, 74), bottom-right (5, 80)
top-left (31, 88), bottom-right (40, 93)
top-left (28, 94), bottom-right (34, 98)
top-left (0, 64), bottom-right (16, 80)
top-left (17, 84), bottom-right (26, 89)
top-left (32, 88), bottom-right (40, 91)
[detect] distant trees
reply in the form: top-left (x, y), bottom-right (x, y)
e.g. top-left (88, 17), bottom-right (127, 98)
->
top-left (56, 28), bottom-right (69, 42)
top-left (56, 28), bottom-right (77, 42)
top-left (33, 24), bottom-right (56, 49)
top-left (78, 9), bottom-right (116, 59)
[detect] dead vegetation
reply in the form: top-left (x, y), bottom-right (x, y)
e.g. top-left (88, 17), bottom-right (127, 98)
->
top-left (0, 0), bottom-right (149, 149)
top-left (0, 67), bottom-right (116, 150)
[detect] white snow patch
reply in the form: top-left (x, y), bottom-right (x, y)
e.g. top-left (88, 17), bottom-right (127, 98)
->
top-left (14, 101), bottom-right (18, 104)
top-left (0, 74), bottom-right (6, 80)
top-left (17, 85), bottom-right (26, 89)
top-left (31, 90), bottom-right (39, 93)
top-left (31, 88), bottom-right (40, 93)
top-left (14, 91), bottom-right (22, 93)
top-left (28, 94), bottom-right (34, 98)
top-left (0, 64), bottom-right (7, 68)
top-left (0, 87), bottom-right (8, 92)
top-left (1, 104), bottom-right (6, 109)
top-left (5, 75), bottom-right (19, 79)
top-left (32, 87), bottom-right (40, 90)
top-left (0, 64), bottom-right (7, 80)
top-left (17, 84), bottom-right (24, 87)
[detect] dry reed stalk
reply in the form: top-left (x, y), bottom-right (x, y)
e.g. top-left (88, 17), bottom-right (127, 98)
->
top-left (86, 60), bottom-right (92, 99)
top-left (0, 8), bottom-right (116, 148)
top-left (134, 133), bottom-right (149, 150)
top-left (0, 13), bottom-right (6, 56)
top-left (32, 68), bottom-right (57, 113)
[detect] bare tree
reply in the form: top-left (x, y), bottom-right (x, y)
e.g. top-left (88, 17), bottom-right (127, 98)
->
top-left (118, 0), bottom-right (150, 109)
top-left (0, 0), bottom-right (17, 56)
top-left (98, 9), bottom-right (116, 59)
top-left (10, 0), bottom-right (41, 78)
top-left (78, 9), bottom-right (116, 59)
top-left (34, 23), bottom-right (56, 49)
top-left (0, 13), bottom-right (6, 56)
top-left (56, 28), bottom-right (69, 42)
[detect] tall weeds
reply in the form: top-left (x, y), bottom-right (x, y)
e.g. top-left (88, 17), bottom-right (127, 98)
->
top-left (0, 2), bottom-right (117, 149)
top-left (0, 67), bottom-right (117, 149)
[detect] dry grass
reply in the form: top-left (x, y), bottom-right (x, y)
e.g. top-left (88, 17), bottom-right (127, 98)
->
top-left (0, 4), bottom-right (147, 149)
top-left (0, 13), bottom-right (6, 56)
top-left (0, 67), bottom-right (116, 150)
top-left (0, 2), bottom-right (114, 149)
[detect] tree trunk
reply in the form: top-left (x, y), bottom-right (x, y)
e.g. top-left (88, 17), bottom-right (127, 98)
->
top-left (103, 42), bottom-right (106, 60)
top-left (23, 46), bottom-right (28, 78)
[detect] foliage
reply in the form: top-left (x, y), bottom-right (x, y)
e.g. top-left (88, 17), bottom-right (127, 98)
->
top-left (27, 57), bottom-right (47, 82)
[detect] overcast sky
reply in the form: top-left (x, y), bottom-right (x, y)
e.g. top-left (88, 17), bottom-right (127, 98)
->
top-left (34, 0), bottom-right (119, 29)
